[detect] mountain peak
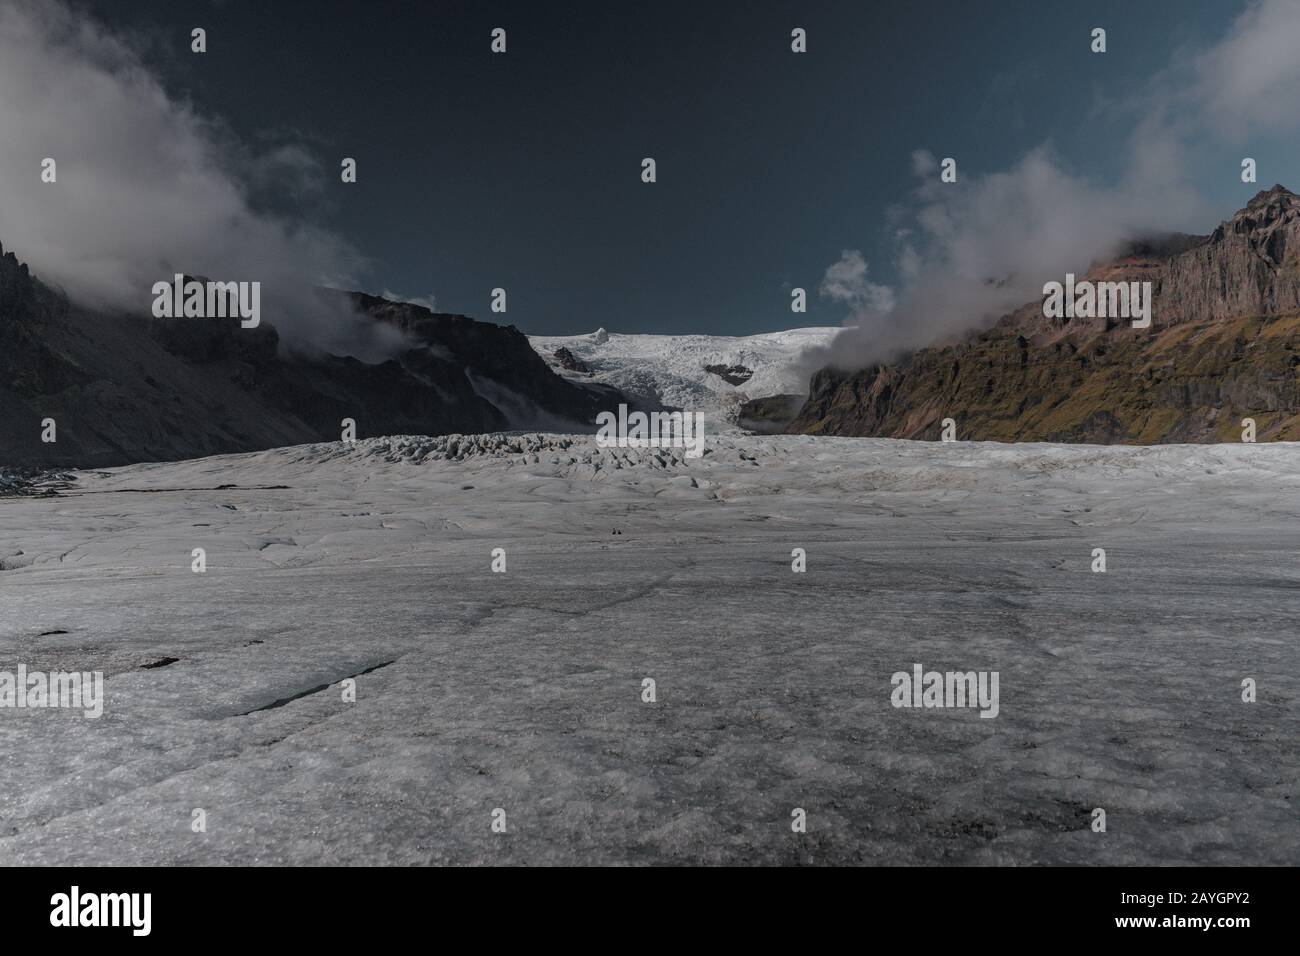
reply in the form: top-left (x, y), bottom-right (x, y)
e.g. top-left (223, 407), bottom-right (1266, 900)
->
top-left (1247, 183), bottom-right (1296, 207)
top-left (0, 239), bottom-right (37, 317)
top-left (1210, 183), bottom-right (1300, 249)
top-left (1235, 183), bottom-right (1300, 223)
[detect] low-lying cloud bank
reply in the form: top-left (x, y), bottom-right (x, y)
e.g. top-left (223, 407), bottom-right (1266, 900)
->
top-left (0, 0), bottom-right (404, 359)
top-left (808, 0), bottom-right (1300, 376)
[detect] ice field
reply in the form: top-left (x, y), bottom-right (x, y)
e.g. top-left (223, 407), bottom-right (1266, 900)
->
top-left (529, 327), bottom-right (840, 428)
top-left (1, 433), bottom-right (1297, 864)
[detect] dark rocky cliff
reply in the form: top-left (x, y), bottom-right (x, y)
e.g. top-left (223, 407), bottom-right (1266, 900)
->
top-left (0, 245), bottom-right (622, 467)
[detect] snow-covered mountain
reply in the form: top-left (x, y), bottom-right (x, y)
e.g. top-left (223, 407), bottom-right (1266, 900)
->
top-left (529, 327), bottom-right (841, 431)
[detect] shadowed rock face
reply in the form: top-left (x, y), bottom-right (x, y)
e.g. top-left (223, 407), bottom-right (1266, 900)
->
top-left (553, 346), bottom-right (593, 376)
top-left (791, 186), bottom-right (1300, 443)
top-left (704, 363), bottom-right (754, 386)
top-left (0, 246), bottom-right (622, 467)
top-left (736, 393), bottom-right (805, 434)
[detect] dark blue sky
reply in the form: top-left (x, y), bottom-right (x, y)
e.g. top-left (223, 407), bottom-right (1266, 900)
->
top-left (85, 0), bottom-right (1246, 336)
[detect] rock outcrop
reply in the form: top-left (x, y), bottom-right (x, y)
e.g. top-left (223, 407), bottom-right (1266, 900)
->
top-left (553, 346), bottom-right (593, 375)
top-left (791, 187), bottom-right (1300, 443)
top-left (704, 363), bottom-right (754, 385)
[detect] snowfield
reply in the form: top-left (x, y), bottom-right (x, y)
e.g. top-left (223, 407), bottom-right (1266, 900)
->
top-left (529, 327), bottom-right (841, 429)
top-left (0, 433), bottom-right (1297, 865)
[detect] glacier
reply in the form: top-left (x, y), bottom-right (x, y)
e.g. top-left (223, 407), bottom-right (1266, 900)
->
top-left (0, 433), bottom-right (1296, 864)
top-left (529, 327), bottom-right (841, 430)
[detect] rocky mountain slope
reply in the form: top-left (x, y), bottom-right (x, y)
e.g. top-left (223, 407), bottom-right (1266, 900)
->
top-left (792, 186), bottom-right (1300, 443)
top-left (0, 244), bottom-right (620, 468)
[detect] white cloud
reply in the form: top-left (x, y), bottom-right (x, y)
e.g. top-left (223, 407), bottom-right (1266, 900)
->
top-left (1192, 0), bottom-right (1300, 138)
top-left (909, 149), bottom-right (937, 178)
top-left (818, 250), bottom-right (895, 317)
top-left (811, 0), bottom-right (1300, 373)
top-left (0, 0), bottom-right (404, 359)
